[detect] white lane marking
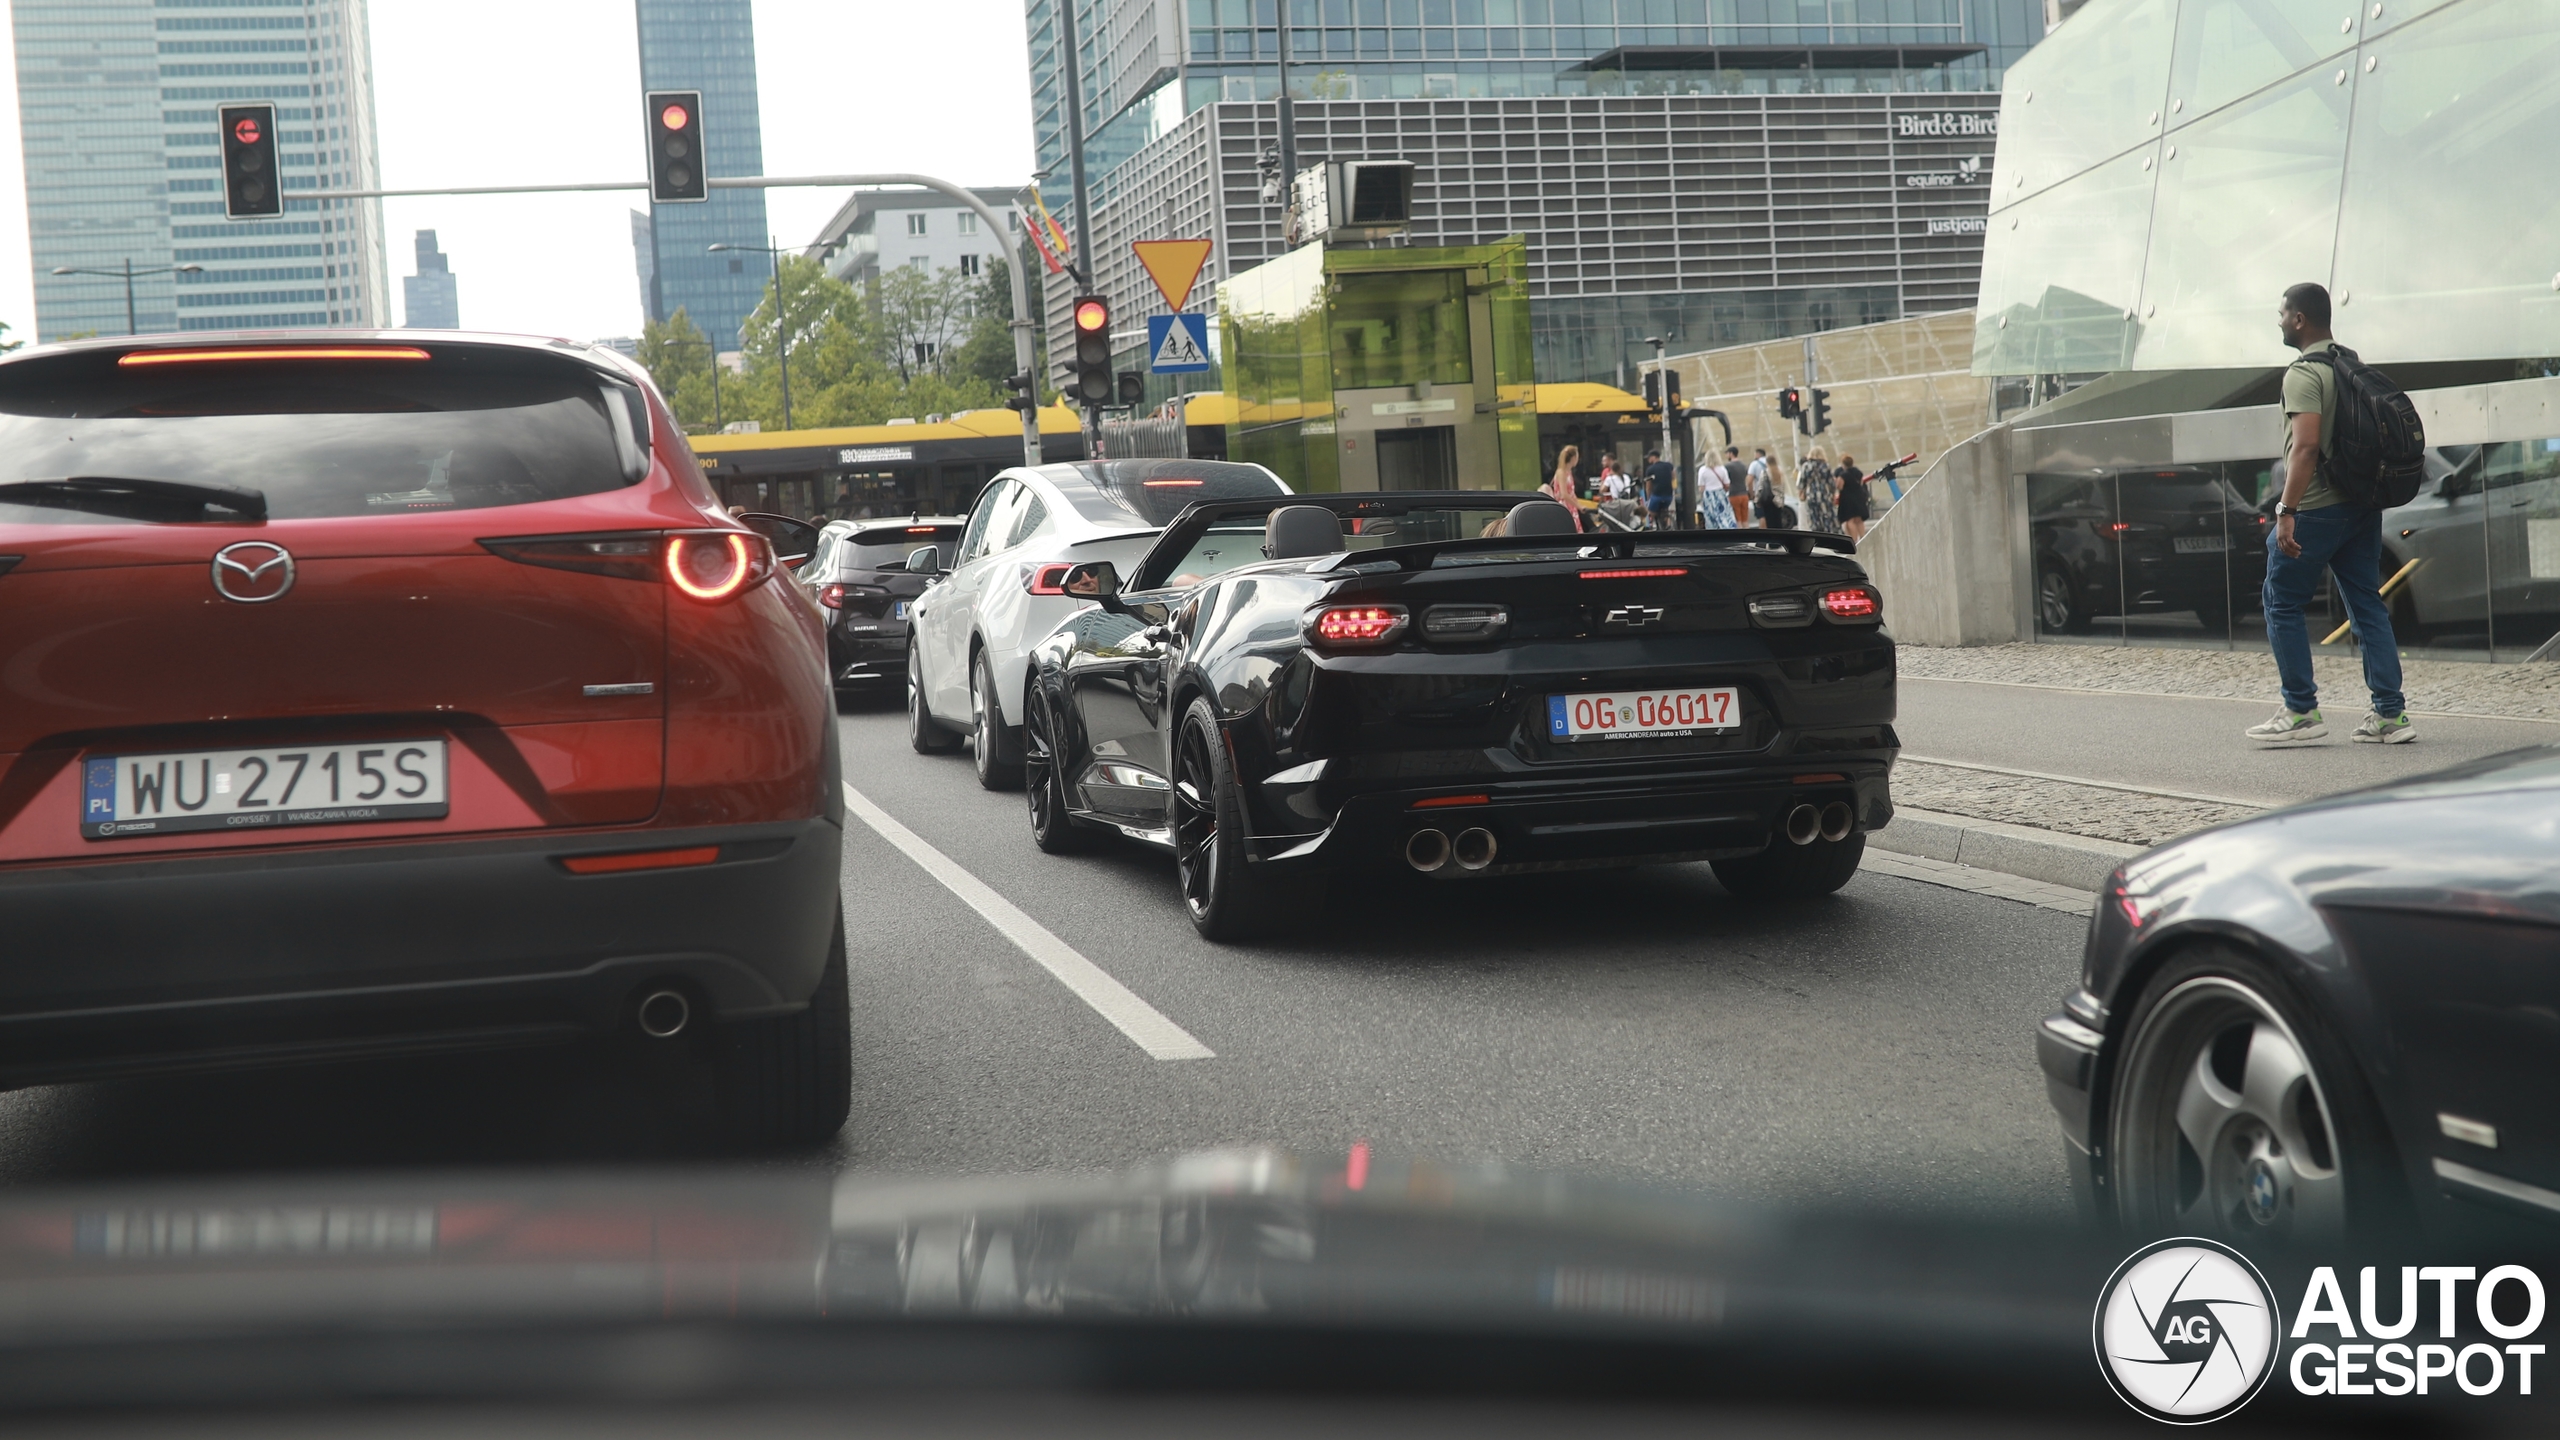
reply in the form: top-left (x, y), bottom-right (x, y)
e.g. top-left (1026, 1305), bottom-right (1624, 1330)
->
top-left (840, 781), bottom-right (1214, 1061)
top-left (1899, 753), bottom-right (2272, 810)
top-left (1904, 673), bottom-right (2560, 727)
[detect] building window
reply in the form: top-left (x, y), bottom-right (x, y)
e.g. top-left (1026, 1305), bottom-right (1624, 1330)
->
top-left (957, 211), bottom-right (978, 236)
top-left (959, 253), bottom-right (981, 276)
top-left (906, 213), bottom-right (928, 236)
top-left (728, 258), bottom-right (744, 273)
top-left (909, 256), bottom-right (928, 271)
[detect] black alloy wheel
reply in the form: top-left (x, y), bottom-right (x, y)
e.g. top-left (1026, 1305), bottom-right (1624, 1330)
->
top-left (1710, 831), bottom-right (1865, 900)
top-left (971, 649), bottom-right (1024, 791)
top-left (1024, 684), bottom-right (1100, 854)
top-left (1170, 697), bottom-right (1278, 942)
top-left (907, 636), bottom-right (962, 754)
top-left (2106, 944), bottom-right (2400, 1245)
top-left (2038, 565), bottom-right (2090, 634)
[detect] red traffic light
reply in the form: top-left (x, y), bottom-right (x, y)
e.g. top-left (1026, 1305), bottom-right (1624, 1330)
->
top-left (660, 103), bottom-right (691, 131)
top-left (233, 117), bottom-right (262, 145)
top-left (1073, 299), bottom-right (1109, 333)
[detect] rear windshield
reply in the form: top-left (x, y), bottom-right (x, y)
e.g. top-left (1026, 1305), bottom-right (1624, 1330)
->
top-left (843, 527), bottom-right (959, 572)
top-left (1051, 459), bottom-right (1288, 528)
top-left (0, 353), bottom-right (630, 525)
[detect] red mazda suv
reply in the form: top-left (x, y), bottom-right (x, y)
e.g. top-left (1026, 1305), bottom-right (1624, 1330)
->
top-left (0, 334), bottom-right (847, 1145)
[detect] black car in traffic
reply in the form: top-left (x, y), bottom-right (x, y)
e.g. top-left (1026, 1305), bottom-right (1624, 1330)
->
top-left (801, 516), bottom-right (963, 698)
top-left (2031, 466), bottom-right (2270, 634)
top-left (1019, 493), bottom-right (1898, 939)
top-left (2039, 744), bottom-right (2560, 1243)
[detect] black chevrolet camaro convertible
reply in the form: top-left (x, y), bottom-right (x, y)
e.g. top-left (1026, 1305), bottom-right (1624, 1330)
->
top-left (1015, 492), bottom-right (1898, 939)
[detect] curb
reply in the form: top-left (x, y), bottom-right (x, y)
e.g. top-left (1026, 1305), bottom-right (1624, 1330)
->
top-left (1870, 806), bottom-right (2141, 892)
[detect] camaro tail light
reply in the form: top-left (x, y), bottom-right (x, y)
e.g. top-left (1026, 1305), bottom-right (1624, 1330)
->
top-left (1421, 604), bottom-right (1508, 641)
top-left (1748, 592), bottom-right (1814, 627)
top-left (118, 345), bottom-right (431, 367)
top-left (1024, 561), bottom-right (1076, 595)
top-left (478, 532), bottom-right (661, 581)
top-left (1819, 586), bottom-right (1880, 621)
top-left (818, 584), bottom-right (847, 610)
top-left (1308, 604), bottom-right (1408, 647)
top-left (1579, 567), bottom-right (1687, 580)
top-left (666, 531), bottom-right (776, 602)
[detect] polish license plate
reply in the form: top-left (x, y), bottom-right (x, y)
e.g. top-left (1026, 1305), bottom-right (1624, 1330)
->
top-left (2174, 535), bottom-right (2227, 553)
top-left (893, 600), bottom-right (910, 620)
top-left (1548, 687), bottom-right (1740, 741)
top-left (83, 740), bottom-right (449, 840)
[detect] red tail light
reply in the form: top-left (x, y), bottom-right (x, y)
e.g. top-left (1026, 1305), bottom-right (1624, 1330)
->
top-left (666, 531), bottom-right (775, 602)
top-left (818, 584), bottom-right (846, 610)
top-left (1309, 604), bottom-right (1409, 647)
top-left (478, 532), bottom-right (660, 581)
top-left (1025, 562), bottom-right (1075, 595)
top-left (118, 345), bottom-right (431, 367)
top-left (1820, 586), bottom-right (1880, 620)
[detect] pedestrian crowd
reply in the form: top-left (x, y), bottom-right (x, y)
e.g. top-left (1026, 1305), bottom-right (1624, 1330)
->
top-left (1542, 438), bottom-right (1873, 537)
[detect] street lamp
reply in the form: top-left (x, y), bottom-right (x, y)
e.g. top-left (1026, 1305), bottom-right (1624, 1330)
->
top-left (50, 260), bottom-right (204, 336)
top-left (708, 238), bottom-right (794, 432)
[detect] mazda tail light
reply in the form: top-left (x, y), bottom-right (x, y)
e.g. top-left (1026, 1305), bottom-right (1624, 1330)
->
top-left (478, 532), bottom-right (661, 581)
top-left (1819, 585), bottom-right (1881, 621)
top-left (1024, 562), bottom-right (1076, 596)
top-left (666, 531), bottom-right (777, 602)
top-left (1307, 604), bottom-right (1409, 647)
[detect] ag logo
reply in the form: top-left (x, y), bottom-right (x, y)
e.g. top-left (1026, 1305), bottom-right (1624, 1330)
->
top-left (2095, 1237), bottom-right (2280, 1423)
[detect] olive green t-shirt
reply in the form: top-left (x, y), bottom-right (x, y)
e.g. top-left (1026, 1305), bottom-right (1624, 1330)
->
top-left (2280, 339), bottom-right (2344, 511)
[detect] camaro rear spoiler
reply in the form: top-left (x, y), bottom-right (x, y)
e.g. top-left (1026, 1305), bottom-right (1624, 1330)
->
top-left (1306, 527), bottom-right (1860, 572)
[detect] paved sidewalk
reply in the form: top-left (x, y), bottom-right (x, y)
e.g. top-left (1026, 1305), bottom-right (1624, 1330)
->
top-left (1901, 642), bottom-right (2560, 722)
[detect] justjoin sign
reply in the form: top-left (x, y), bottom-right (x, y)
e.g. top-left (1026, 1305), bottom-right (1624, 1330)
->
top-left (2094, 1238), bottom-right (2548, 1423)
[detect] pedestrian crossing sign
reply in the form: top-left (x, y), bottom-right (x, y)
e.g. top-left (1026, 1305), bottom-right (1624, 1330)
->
top-left (1147, 313), bottom-right (1211, 374)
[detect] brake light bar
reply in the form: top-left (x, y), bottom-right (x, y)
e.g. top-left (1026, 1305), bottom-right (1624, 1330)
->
top-left (1141, 478), bottom-right (1205, 486)
top-left (1025, 561), bottom-right (1076, 596)
top-left (560, 845), bottom-right (720, 875)
top-left (118, 346), bottom-right (431, 367)
top-left (1579, 567), bottom-right (1687, 580)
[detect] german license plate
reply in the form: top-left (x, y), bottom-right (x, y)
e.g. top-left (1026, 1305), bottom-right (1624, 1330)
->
top-left (2174, 535), bottom-right (2227, 553)
top-left (83, 740), bottom-right (449, 840)
top-left (1547, 687), bottom-right (1740, 741)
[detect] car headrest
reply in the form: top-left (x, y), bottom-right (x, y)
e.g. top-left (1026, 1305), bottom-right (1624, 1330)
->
top-left (1261, 504), bottom-right (1347, 560)
top-left (1504, 500), bottom-right (1579, 536)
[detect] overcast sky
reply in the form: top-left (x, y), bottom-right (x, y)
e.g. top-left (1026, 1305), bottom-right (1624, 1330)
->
top-left (0, 0), bottom-right (1039, 343)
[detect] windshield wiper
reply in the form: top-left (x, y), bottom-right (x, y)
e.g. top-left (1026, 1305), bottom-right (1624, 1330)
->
top-left (0, 476), bottom-right (267, 522)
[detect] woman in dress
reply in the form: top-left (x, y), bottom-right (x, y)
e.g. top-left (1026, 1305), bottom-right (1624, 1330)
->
top-left (1545, 444), bottom-right (1585, 531)
top-left (1798, 445), bottom-right (1839, 535)
top-left (1834, 454), bottom-right (1871, 541)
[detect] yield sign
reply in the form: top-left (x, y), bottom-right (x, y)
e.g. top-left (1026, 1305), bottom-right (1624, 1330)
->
top-left (1131, 237), bottom-right (1213, 312)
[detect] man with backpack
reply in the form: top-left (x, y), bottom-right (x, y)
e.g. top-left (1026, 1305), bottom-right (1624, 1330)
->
top-left (2247, 282), bottom-right (2421, 745)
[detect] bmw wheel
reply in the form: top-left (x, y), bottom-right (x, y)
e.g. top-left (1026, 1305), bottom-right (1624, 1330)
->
top-left (1024, 684), bottom-right (1100, 854)
top-left (907, 637), bottom-right (962, 755)
top-left (971, 649), bottom-right (1024, 790)
top-left (2038, 565), bottom-right (2090, 634)
top-left (1170, 697), bottom-right (1278, 943)
top-left (2106, 945), bottom-right (2399, 1244)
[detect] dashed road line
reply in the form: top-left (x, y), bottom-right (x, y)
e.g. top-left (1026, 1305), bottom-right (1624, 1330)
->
top-left (841, 781), bottom-right (1214, 1061)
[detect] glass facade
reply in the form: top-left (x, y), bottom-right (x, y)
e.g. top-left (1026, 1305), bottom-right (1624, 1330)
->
top-left (13, 0), bottom-right (389, 342)
top-left (635, 0), bottom-right (772, 350)
top-left (1976, 0), bottom-right (2560, 375)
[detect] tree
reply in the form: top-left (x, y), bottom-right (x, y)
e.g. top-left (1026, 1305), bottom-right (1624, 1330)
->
top-left (637, 308), bottom-right (720, 431)
top-left (872, 263), bottom-right (980, 384)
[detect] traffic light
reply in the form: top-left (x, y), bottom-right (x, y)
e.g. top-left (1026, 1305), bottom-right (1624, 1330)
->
top-left (1807, 387), bottom-right (1833, 436)
top-left (1642, 370), bottom-right (1661, 411)
top-left (1777, 386), bottom-right (1803, 421)
top-left (1001, 369), bottom-right (1037, 414)
top-left (1116, 371), bottom-right (1145, 407)
top-left (646, 91), bottom-right (707, 203)
top-left (219, 103), bottom-right (281, 219)
top-left (1070, 296), bottom-right (1113, 406)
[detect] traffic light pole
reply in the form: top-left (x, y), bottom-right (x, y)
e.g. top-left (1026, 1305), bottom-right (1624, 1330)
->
top-left (307, 173), bottom-right (1046, 467)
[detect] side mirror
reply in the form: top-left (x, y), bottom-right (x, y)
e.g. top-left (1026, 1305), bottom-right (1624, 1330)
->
top-left (1060, 560), bottom-right (1123, 608)
top-left (736, 512), bottom-right (823, 570)
top-left (906, 545), bottom-right (945, 577)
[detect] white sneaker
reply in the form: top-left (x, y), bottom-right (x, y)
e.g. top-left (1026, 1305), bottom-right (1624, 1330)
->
top-left (2353, 710), bottom-right (2416, 743)
top-left (2246, 708), bottom-right (2327, 744)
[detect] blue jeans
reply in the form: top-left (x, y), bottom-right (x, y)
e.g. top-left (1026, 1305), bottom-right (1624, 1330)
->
top-left (2262, 504), bottom-right (2404, 717)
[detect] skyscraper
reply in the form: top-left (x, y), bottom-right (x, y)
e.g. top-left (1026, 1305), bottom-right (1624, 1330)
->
top-left (11, 0), bottom-right (389, 341)
top-left (633, 0), bottom-right (770, 349)
top-left (402, 229), bottom-right (458, 328)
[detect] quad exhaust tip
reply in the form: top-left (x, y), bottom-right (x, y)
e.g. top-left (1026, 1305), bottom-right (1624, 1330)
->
top-left (1405, 828), bottom-right (1451, 872)
top-left (1784, 804), bottom-right (1822, 846)
top-left (1452, 827), bottom-right (1498, 871)
top-left (637, 988), bottom-right (691, 1039)
top-left (1818, 801), bottom-right (1855, 843)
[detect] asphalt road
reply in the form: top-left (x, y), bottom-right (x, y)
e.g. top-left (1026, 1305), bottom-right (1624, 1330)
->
top-left (1900, 675), bottom-right (2558, 807)
top-left (0, 699), bottom-right (2092, 1221)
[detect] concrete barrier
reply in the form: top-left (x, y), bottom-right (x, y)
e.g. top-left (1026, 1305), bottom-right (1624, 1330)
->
top-left (1856, 421), bottom-right (2025, 648)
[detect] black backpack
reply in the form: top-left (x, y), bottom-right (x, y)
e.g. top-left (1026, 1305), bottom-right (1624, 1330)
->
top-left (2295, 344), bottom-right (2426, 509)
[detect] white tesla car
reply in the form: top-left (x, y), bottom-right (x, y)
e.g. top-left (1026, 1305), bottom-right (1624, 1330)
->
top-left (906, 459), bottom-right (1289, 787)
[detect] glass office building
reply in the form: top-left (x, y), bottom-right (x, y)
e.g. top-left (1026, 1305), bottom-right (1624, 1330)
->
top-left (635, 0), bottom-right (772, 350)
top-left (12, 0), bottom-right (389, 341)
